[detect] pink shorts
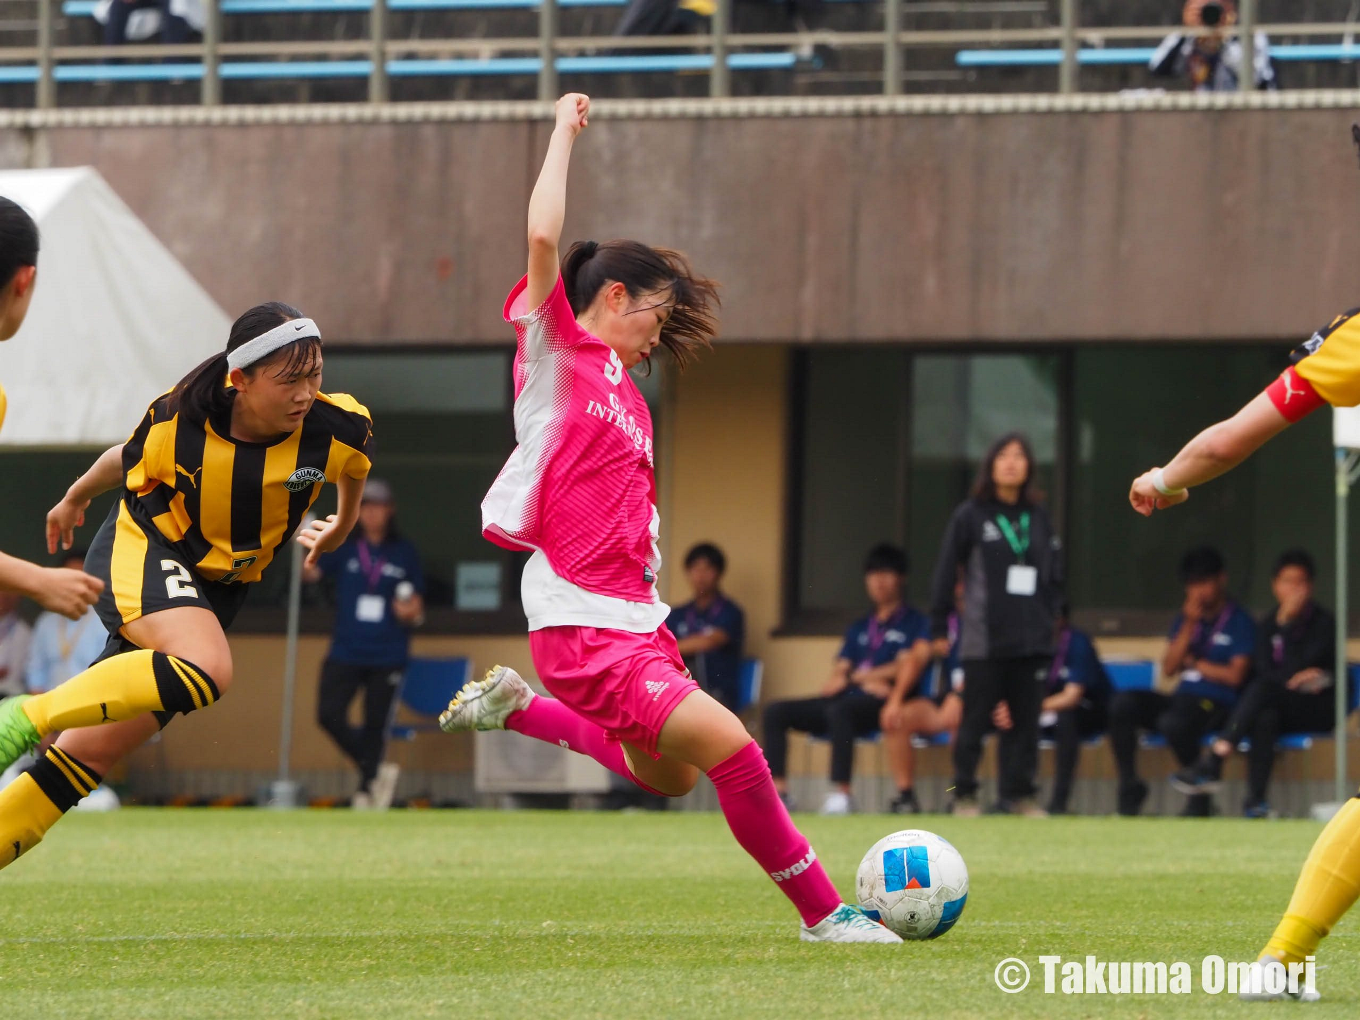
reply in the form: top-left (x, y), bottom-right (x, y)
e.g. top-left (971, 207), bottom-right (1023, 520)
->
top-left (528, 623), bottom-right (700, 757)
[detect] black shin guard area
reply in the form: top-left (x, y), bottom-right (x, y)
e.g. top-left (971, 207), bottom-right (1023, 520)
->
top-left (151, 652), bottom-right (220, 716)
top-left (28, 748), bottom-right (104, 813)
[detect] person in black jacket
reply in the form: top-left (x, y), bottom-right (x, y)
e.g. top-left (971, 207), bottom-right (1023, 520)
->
top-left (929, 432), bottom-right (1062, 818)
top-left (1172, 549), bottom-right (1337, 817)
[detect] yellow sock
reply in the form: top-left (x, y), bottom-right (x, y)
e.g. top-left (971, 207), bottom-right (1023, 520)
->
top-left (1263, 798), bottom-right (1360, 964)
top-left (0, 746), bottom-right (102, 870)
top-left (21, 649), bottom-right (218, 735)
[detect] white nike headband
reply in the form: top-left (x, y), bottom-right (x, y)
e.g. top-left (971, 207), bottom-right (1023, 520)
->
top-left (226, 317), bottom-right (322, 371)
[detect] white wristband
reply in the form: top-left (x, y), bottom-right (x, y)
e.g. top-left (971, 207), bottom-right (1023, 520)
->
top-left (1152, 468), bottom-right (1185, 497)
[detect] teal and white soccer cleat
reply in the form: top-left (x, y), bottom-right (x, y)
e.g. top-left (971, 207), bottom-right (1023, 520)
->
top-left (800, 904), bottom-right (904, 944)
top-left (0, 696), bottom-right (39, 772)
top-left (438, 665), bottom-right (535, 733)
top-left (1238, 959), bottom-right (1321, 1003)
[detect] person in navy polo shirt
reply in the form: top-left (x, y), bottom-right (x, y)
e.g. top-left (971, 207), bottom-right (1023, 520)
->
top-left (1108, 545), bottom-right (1254, 817)
top-left (761, 544), bottom-right (932, 815)
top-left (994, 606), bottom-right (1111, 815)
top-left (667, 543), bottom-right (745, 709)
top-left (304, 479), bottom-right (425, 808)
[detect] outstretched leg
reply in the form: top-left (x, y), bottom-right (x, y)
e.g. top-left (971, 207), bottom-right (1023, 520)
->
top-left (1260, 797), bottom-right (1360, 966)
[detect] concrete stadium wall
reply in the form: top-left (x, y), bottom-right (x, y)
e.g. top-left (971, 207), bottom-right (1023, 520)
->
top-left (4, 106), bottom-right (1360, 345)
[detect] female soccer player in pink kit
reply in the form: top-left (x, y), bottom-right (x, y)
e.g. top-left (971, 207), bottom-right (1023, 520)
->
top-left (439, 93), bottom-right (897, 944)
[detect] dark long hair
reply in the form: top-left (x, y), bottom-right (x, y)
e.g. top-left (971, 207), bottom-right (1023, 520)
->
top-left (168, 302), bottom-right (321, 425)
top-left (560, 239), bottom-right (719, 369)
top-left (970, 431), bottom-right (1043, 504)
top-left (0, 197), bottom-right (39, 290)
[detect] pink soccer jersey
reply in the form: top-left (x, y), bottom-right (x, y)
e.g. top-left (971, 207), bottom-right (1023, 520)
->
top-left (482, 274), bottom-right (662, 604)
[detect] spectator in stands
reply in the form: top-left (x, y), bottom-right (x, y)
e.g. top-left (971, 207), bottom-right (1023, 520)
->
top-left (763, 543), bottom-right (931, 815)
top-left (1172, 549), bottom-right (1337, 818)
top-left (1149, 0), bottom-right (1276, 92)
top-left (303, 479), bottom-right (425, 809)
top-left (98, 0), bottom-right (201, 48)
top-left (881, 579), bottom-right (964, 815)
top-left (667, 543), bottom-right (745, 710)
top-left (612, 0), bottom-right (712, 48)
top-left (25, 550), bottom-right (107, 698)
top-left (0, 591), bottom-right (32, 699)
top-left (930, 432), bottom-right (1062, 819)
top-left (1033, 605), bottom-right (1110, 815)
top-left (1109, 545), bottom-right (1255, 817)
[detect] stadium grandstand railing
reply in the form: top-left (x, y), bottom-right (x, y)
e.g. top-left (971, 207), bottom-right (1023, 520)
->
top-left (3, 2), bottom-right (1360, 112)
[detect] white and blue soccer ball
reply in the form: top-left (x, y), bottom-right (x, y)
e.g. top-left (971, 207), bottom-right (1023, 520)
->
top-left (856, 829), bottom-right (968, 940)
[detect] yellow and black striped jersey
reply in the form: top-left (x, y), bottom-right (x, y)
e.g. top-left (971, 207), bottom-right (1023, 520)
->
top-left (121, 391), bottom-right (373, 584)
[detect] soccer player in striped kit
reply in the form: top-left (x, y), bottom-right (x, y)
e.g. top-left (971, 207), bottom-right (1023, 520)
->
top-left (1129, 305), bottom-right (1360, 1001)
top-left (0, 303), bottom-right (372, 868)
top-left (439, 93), bottom-right (899, 943)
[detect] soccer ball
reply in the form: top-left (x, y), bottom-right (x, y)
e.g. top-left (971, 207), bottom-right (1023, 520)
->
top-left (856, 829), bottom-right (969, 940)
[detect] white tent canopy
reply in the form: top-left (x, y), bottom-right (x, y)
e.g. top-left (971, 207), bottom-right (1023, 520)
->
top-left (0, 167), bottom-right (227, 446)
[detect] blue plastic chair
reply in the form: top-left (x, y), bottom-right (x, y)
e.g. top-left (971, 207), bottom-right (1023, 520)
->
top-left (386, 656), bottom-right (473, 743)
top-left (734, 658), bottom-right (763, 714)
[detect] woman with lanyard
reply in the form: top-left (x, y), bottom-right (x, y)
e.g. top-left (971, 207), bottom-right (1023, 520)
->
top-left (305, 478), bottom-right (424, 809)
top-left (928, 432), bottom-right (1062, 818)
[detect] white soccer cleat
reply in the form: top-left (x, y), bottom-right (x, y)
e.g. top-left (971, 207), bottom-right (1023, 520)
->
top-left (439, 665), bottom-right (535, 733)
top-left (1238, 959), bottom-right (1321, 1002)
top-left (819, 791), bottom-right (852, 815)
top-left (800, 904), bottom-right (903, 944)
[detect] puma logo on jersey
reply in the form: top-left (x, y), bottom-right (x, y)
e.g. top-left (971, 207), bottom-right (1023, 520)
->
top-left (100, 702), bottom-right (112, 723)
top-left (176, 463), bottom-right (203, 489)
top-left (10, 840), bottom-right (19, 862)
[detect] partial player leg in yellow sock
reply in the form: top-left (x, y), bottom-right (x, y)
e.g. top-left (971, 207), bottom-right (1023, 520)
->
top-left (21, 649), bottom-right (219, 736)
top-left (1262, 797), bottom-right (1360, 964)
top-left (0, 746), bottom-right (103, 870)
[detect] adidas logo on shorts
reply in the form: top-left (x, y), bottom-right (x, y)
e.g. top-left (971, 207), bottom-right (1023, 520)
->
top-left (644, 680), bottom-right (670, 702)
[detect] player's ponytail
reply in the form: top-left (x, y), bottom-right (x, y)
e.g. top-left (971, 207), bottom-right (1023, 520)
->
top-left (0, 197), bottom-right (38, 290)
top-left (561, 239), bottom-right (719, 369)
top-left (170, 301), bottom-right (316, 425)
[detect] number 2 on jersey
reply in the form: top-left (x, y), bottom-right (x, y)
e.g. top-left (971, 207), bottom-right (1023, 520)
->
top-left (161, 559), bottom-right (200, 599)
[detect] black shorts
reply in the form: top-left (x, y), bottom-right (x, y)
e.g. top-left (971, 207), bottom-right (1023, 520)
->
top-left (85, 500), bottom-right (250, 648)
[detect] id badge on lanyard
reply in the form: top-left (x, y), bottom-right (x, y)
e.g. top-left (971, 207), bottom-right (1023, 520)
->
top-left (356, 542), bottom-right (388, 624)
top-left (998, 512), bottom-right (1037, 596)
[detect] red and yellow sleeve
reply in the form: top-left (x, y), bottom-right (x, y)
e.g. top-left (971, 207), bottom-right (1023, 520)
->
top-left (1265, 366), bottom-right (1326, 423)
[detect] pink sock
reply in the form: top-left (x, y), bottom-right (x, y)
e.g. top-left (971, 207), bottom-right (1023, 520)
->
top-left (709, 741), bottom-right (843, 927)
top-left (506, 696), bottom-right (669, 796)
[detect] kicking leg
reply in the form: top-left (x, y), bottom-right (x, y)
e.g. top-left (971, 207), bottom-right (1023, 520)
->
top-left (655, 689), bottom-right (899, 942)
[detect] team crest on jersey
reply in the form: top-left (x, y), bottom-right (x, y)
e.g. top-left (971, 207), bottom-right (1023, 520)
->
top-left (284, 467), bottom-right (326, 492)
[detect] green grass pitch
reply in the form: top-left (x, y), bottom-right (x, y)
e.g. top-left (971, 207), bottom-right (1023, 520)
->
top-left (2, 808), bottom-right (1356, 1019)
